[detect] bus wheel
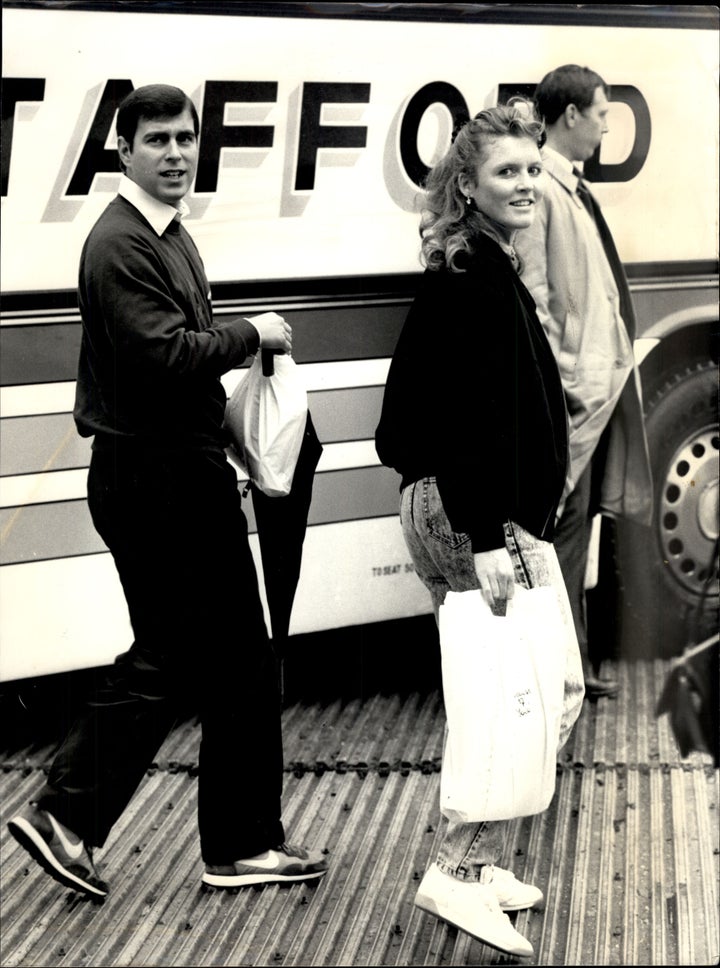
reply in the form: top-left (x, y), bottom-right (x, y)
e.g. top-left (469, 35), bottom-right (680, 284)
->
top-left (616, 360), bottom-right (719, 658)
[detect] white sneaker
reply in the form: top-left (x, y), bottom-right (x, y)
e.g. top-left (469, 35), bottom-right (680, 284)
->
top-left (482, 864), bottom-right (544, 911)
top-left (414, 863), bottom-right (533, 957)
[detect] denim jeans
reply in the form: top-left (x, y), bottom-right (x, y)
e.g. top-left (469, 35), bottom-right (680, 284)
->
top-left (400, 477), bottom-right (584, 881)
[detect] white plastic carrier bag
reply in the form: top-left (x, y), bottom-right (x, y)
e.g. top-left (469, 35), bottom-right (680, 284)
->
top-left (439, 584), bottom-right (567, 822)
top-left (224, 352), bottom-right (308, 497)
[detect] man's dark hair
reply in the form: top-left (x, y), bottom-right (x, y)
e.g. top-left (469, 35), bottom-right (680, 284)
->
top-left (116, 84), bottom-right (200, 150)
top-left (534, 65), bottom-right (609, 125)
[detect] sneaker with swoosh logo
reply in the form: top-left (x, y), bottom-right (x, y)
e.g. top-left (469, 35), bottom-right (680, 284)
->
top-left (7, 803), bottom-right (108, 898)
top-left (202, 842), bottom-right (328, 888)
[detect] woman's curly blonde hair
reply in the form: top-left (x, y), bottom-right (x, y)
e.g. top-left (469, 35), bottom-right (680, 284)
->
top-left (420, 98), bottom-right (544, 272)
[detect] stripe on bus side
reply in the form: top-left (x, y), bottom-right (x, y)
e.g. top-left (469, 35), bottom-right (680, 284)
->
top-left (0, 301), bottom-right (409, 386)
top-left (0, 514), bottom-right (430, 682)
top-left (0, 464), bottom-right (403, 566)
top-left (0, 384), bottom-right (386, 478)
top-left (0, 412), bottom-right (90, 476)
top-left (0, 364), bottom-right (396, 565)
top-left (0, 439), bottom-right (384, 507)
top-left (0, 360), bottom-right (391, 417)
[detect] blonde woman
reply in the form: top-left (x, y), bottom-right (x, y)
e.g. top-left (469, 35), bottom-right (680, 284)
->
top-left (375, 100), bottom-right (584, 957)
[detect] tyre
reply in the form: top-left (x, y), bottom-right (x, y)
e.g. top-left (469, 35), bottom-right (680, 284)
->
top-left (616, 360), bottom-right (719, 658)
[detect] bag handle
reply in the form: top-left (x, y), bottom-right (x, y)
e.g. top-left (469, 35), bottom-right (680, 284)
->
top-left (262, 349), bottom-right (275, 377)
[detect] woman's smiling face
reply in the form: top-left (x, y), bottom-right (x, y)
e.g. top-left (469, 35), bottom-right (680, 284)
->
top-left (461, 134), bottom-right (544, 241)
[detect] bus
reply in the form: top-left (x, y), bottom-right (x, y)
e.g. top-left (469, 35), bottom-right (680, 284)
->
top-left (1, 1), bottom-right (717, 681)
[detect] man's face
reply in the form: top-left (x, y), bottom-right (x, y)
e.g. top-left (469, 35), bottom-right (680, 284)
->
top-left (118, 108), bottom-right (198, 207)
top-left (570, 85), bottom-right (609, 162)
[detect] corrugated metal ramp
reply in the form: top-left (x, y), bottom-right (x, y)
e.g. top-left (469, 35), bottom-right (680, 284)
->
top-left (1, 658), bottom-right (718, 967)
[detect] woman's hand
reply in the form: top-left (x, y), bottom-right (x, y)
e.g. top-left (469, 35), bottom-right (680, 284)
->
top-left (473, 547), bottom-right (515, 615)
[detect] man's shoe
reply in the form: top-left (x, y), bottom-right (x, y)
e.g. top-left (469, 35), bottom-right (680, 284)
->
top-left (202, 842), bottom-right (328, 888)
top-left (481, 864), bottom-right (544, 911)
top-left (585, 675), bottom-right (620, 700)
top-left (414, 863), bottom-right (533, 957)
top-left (7, 803), bottom-right (108, 898)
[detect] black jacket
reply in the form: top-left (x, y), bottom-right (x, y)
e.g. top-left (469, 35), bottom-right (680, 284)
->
top-left (375, 233), bottom-right (568, 552)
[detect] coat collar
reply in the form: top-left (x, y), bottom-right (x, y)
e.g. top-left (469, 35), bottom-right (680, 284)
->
top-left (541, 147), bottom-right (587, 211)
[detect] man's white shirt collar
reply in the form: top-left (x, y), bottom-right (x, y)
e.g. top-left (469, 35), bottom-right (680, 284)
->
top-left (118, 175), bottom-right (190, 236)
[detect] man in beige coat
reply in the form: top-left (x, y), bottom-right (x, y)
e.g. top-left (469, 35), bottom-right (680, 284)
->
top-left (515, 64), bottom-right (652, 699)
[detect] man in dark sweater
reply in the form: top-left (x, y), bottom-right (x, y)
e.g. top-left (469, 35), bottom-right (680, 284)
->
top-left (8, 85), bottom-right (327, 898)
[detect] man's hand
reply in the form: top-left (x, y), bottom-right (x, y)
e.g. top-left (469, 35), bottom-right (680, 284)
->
top-left (473, 547), bottom-right (515, 616)
top-left (247, 312), bottom-right (292, 354)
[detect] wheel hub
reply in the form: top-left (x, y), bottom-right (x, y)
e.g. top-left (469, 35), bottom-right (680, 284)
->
top-left (659, 426), bottom-right (719, 598)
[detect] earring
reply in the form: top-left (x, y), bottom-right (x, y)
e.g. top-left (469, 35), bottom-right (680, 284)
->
top-left (465, 196), bottom-right (472, 206)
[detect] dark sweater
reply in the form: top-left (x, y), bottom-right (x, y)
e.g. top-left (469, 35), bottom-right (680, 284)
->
top-left (375, 233), bottom-right (568, 552)
top-left (74, 195), bottom-right (259, 449)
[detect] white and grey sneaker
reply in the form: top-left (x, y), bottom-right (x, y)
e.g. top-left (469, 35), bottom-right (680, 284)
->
top-left (202, 842), bottom-right (328, 888)
top-left (7, 802), bottom-right (108, 898)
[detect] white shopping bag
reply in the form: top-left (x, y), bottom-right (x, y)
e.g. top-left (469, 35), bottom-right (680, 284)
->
top-left (224, 353), bottom-right (308, 497)
top-left (439, 585), bottom-right (567, 822)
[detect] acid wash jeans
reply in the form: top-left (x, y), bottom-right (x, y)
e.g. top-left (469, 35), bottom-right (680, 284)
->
top-left (400, 477), bottom-right (585, 882)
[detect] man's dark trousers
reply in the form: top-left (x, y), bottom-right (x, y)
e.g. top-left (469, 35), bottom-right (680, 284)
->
top-left (37, 441), bottom-right (285, 864)
top-left (553, 459), bottom-right (595, 676)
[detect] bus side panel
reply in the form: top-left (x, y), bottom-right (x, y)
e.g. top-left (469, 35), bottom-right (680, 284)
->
top-left (1, 6), bottom-right (717, 677)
